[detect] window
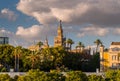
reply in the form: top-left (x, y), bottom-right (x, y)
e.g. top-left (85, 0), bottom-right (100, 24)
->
top-left (112, 55), bottom-right (117, 60)
top-left (0, 37), bottom-right (9, 44)
top-left (118, 56), bottom-right (120, 61)
top-left (111, 47), bottom-right (120, 51)
top-left (112, 63), bottom-right (117, 67)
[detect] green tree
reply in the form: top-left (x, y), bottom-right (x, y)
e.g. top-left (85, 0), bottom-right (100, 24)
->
top-left (51, 47), bottom-right (65, 68)
top-left (94, 39), bottom-right (102, 53)
top-left (66, 38), bottom-right (74, 51)
top-left (19, 48), bottom-right (31, 71)
top-left (26, 51), bottom-right (40, 69)
top-left (63, 53), bottom-right (82, 70)
top-left (39, 47), bottom-right (66, 71)
top-left (85, 53), bottom-right (100, 72)
top-left (0, 44), bottom-right (15, 71)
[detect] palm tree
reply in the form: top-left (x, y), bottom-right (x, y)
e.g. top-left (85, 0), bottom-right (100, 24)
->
top-left (66, 38), bottom-right (74, 51)
top-left (94, 39), bottom-right (102, 53)
top-left (27, 51), bottom-right (40, 69)
top-left (14, 46), bottom-right (22, 72)
top-left (76, 41), bottom-right (84, 53)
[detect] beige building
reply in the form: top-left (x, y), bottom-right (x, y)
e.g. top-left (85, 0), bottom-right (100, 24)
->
top-left (109, 42), bottom-right (120, 68)
top-left (54, 20), bottom-right (66, 47)
top-left (28, 38), bottom-right (49, 51)
top-left (100, 42), bottom-right (120, 71)
top-left (28, 45), bottom-right (40, 51)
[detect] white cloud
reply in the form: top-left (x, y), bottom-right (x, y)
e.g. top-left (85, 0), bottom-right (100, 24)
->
top-left (77, 33), bottom-right (85, 38)
top-left (77, 25), bottom-right (109, 37)
top-left (0, 8), bottom-right (17, 21)
top-left (51, 3), bottom-right (89, 22)
top-left (113, 28), bottom-right (120, 35)
top-left (16, 25), bottom-right (43, 39)
top-left (16, 25), bottom-right (57, 42)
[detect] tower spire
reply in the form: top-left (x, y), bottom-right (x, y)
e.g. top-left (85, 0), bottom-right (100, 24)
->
top-left (58, 20), bottom-right (63, 31)
top-left (59, 20), bottom-right (62, 27)
top-left (57, 20), bottom-right (63, 37)
top-left (45, 36), bottom-right (48, 45)
top-left (44, 36), bottom-right (49, 48)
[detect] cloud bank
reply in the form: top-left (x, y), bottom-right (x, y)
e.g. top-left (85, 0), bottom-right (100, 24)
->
top-left (17, 0), bottom-right (120, 26)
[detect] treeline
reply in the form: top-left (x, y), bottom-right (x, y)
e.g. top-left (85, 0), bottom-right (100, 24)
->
top-left (0, 44), bottom-right (99, 72)
top-left (1, 69), bottom-right (120, 81)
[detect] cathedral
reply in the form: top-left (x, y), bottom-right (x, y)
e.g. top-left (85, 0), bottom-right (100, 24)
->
top-left (54, 20), bottom-right (66, 47)
top-left (28, 20), bottom-right (66, 51)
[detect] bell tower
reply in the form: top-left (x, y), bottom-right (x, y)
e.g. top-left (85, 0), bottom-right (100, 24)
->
top-left (54, 20), bottom-right (65, 47)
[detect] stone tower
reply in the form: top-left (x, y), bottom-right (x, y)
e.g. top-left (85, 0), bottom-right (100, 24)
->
top-left (54, 20), bottom-right (66, 47)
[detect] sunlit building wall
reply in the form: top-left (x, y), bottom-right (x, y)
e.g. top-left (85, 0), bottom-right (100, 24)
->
top-left (100, 42), bottom-right (120, 71)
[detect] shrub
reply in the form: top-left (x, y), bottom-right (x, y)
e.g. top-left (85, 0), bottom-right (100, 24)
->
top-left (0, 74), bottom-right (13, 81)
top-left (17, 69), bottom-right (65, 81)
top-left (65, 71), bottom-right (88, 81)
top-left (105, 70), bottom-right (120, 81)
top-left (88, 75), bottom-right (105, 81)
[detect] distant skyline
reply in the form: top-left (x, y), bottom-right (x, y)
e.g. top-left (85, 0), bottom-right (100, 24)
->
top-left (0, 0), bottom-right (120, 49)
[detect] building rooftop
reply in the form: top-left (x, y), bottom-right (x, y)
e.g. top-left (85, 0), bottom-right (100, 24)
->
top-left (111, 42), bottom-right (120, 45)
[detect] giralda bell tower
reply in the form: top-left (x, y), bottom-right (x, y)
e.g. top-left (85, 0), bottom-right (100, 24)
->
top-left (54, 20), bottom-right (66, 47)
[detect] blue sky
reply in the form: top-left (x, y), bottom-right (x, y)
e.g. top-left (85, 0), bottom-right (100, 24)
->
top-left (0, 0), bottom-right (120, 49)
